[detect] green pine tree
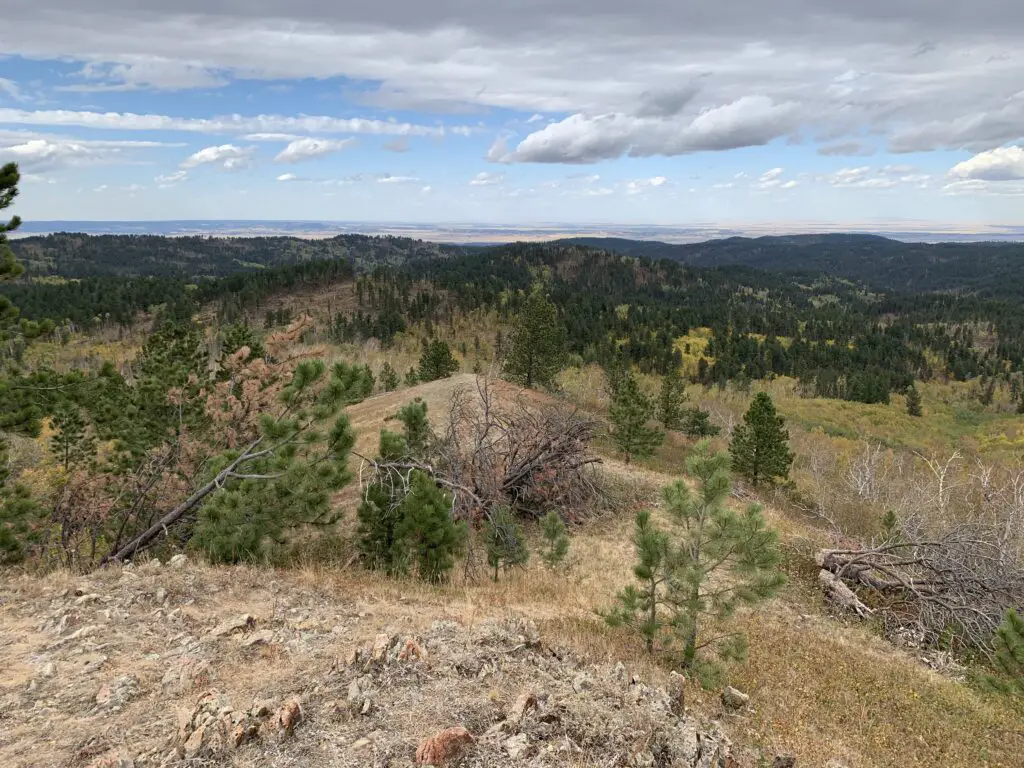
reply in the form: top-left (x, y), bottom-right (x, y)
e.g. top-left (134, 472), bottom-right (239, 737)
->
top-left (379, 362), bottom-right (400, 392)
top-left (539, 510), bottom-right (570, 567)
top-left (0, 163), bottom-right (26, 357)
top-left (605, 508), bottom-right (673, 653)
top-left (609, 372), bottom-right (664, 464)
top-left (984, 609), bottom-right (1024, 697)
top-left (404, 367), bottom-right (419, 386)
top-left (504, 287), bottom-right (566, 389)
top-left (192, 359), bottom-right (358, 564)
top-left (393, 470), bottom-right (465, 583)
top-left (729, 392), bottom-right (793, 486)
top-left (606, 442), bottom-right (786, 681)
top-left (418, 340), bottom-right (459, 382)
top-left (395, 398), bottom-right (431, 459)
top-left (663, 443), bottom-right (786, 677)
top-left (483, 506), bottom-right (529, 581)
top-left (680, 407), bottom-right (721, 438)
top-left (905, 385), bottom-right (923, 417)
top-left (658, 366), bottom-right (687, 430)
top-left (220, 322), bottom-right (265, 363)
top-left (50, 403), bottom-right (95, 471)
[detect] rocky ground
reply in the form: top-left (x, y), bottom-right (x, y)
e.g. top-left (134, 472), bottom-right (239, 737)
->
top-left (0, 556), bottom-right (737, 768)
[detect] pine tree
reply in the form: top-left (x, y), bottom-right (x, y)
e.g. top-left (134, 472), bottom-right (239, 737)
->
top-left (606, 443), bottom-right (786, 680)
top-left (483, 506), bottom-right (529, 581)
top-left (418, 340), bottom-right (459, 382)
top-left (192, 359), bottom-right (358, 564)
top-left (540, 510), bottom-right (570, 567)
top-left (605, 508), bottom-right (672, 653)
top-left (395, 398), bottom-right (431, 459)
top-left (50, 403), bottom-right (94, 471)
top-left (658, 366), bottom-right (687, 430)
top-left (729, 392), bottom-right (793, 486)
top-left (220, 322), bottom-right (265, 363)
top-left (0, 163), bottom-right (25, 354)
top-left (404, 367), bottom-right (419, 386)
top-left (505, 287), bottom-right (566, 389)
top-left (609, 372), bottom-right (664, 464)
top-left (984, 609), bottom-right (1024, 697)
top-left (681, 407), bottom-right (721, 438)
top-left (664, 443), bottom-right (786, 677)
top-left (379, 362), bottom-right (400, 392)
top-left (905, 385), bottom-right (923, 417)
top-left (393, 470), bottom-right (465, 583)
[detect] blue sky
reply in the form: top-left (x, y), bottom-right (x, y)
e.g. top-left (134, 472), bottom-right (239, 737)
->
top-left (1, 1), bottom-right (1023, 229)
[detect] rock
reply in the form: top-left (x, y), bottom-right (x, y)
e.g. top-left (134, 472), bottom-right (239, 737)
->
top-left (95, 675), bottom-right (140, 712)
top-left (347, 679), bottom-right (362, 705)
top-left (85, 750), bottom-right (135, 768)
top-left (75, 593), bottom-right (103, 606)
top-left (155, 588), bottom-right (167, 604)
top-left (207, 614), bottom-right (255, 639)
top-left (571, 673), bottom-right (593, 694)
top-left (612, 661), bottom-right (628, 683)
top-left (773, 757), bottom-right (797, 768)
top-left (370, 632), bottom-right (392, 663)
top-left (415, 726), bottom-right (474, 766)
top-left (507, 691), bottom-right (538, 723)
top-left (399, 636), bottom-right (426, 662)
top-left (721, 686), bottom-right (750, 710)
top-left (241, 630), bottom-right (274, 648)
top-left (276, 697), bottom-right (302, 737)
top-left (504, 733), bottom-right (531, 759)
top-left (351, 737), bottom-right (372, 751)
top-left (168, 554), bottom-right (189, 569)
top-left (667, 671), bottom-right (686, 712)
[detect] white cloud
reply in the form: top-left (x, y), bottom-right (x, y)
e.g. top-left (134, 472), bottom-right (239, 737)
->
top-left (0, 136), bottom-right (175, 172)
top-left (526, 114), bottom-right (545, 123)
top-left (469, 171), bottom-right (504, 186)
top-left (948, 146), bottom-right (1024, 181)
top-left (942, 178), bottom-right (1024, 196)
top-left (276, 172), bottom-right (302, 182)
top-left (155, 170), bottom-right (188, 185)
top-left (780, 180), bottom-right (798, 189)
top-left (0, 108), bottom-right (456, 138)
top-left (377, 174), bottom-right (420, 184)
top-left (420, 185), bottom-right (433, 194)
top-left (58, 59), bottom-right (227, 92)
top-left (0, 79), bottom-right (24, 101)
top-left (180, 144), bottom-right (255, 170)
top-left (274, 137), bottom-right (355, 164)
top-left (626, 176), bottom-right (669, 194)
top-left (498, 96), bottom-right (797, 163)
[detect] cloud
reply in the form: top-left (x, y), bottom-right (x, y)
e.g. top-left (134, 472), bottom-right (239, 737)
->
top-left (0, 136), bottom-right (176, 172)
top-left (625, 176), bottom-right (668, 194)
top-left (817, 140), bottom-right (873, 157)
top-left (0, 108), bottom-right (455, 138)
top-left (377, 174), bottom-right (420, 184)
top-left (180, 144), bottom-right (255, 170)
top-left (942, 178), bottom-right (1024, 197)
top-left (752, 167), bottom-right (793, 190)
top-left (274, 137), bottom-right (355, 163)
top-left (498, 97), bottom-right (797, 163)
top-left (57, 59), bottom-right (227, 92)
top-left (2, 1), bottom-right (1024, 163)
top-left (0, 79), bottom-right (24, 101)
top-left (469, 171), bottom-right (504, 186)
top-left (383, 137), bottom-right (410, 153)
top-left (155, 170), bottom-right (188, 186)
top-left (948, 146), bottom-right (1024, 181)
top-left (276, 173), bottom-right (302, 182)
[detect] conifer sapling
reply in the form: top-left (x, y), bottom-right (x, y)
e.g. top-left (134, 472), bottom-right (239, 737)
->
top-left (540, 510), bottom-right (570, 567)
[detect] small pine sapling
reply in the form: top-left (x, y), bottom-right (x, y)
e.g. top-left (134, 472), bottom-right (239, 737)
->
top-left (483, 505), bottom-right (529, 581)
top-left (540, 510), bottom-right (570, 567)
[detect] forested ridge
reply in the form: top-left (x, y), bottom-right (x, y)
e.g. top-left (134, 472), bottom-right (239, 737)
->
top-left (3, 234), bottom-right (1024, 406)
top-left (562, 233), bottom-right (1024, 299)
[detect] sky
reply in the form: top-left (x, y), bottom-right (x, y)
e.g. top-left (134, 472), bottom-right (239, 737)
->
top-left (1, 1), bottom-right (1024, 228)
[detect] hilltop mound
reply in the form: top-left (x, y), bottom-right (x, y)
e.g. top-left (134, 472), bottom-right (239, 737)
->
top-left (0, 557), bottom-right (730, 768)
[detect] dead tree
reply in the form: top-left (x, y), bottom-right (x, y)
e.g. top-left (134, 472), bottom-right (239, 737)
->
top-left (818, 525), bottom-right (1024, 655)
top-left (358, 376), bottom-right (603, 523)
